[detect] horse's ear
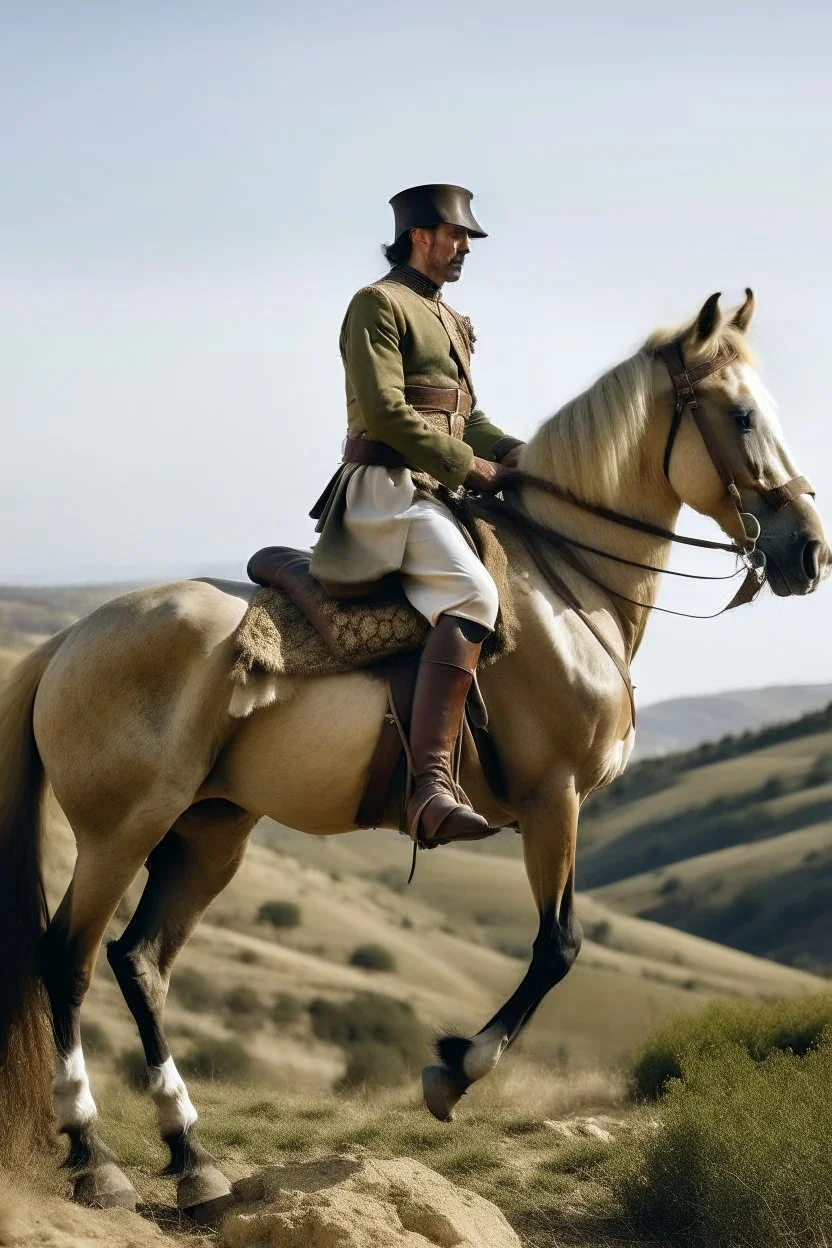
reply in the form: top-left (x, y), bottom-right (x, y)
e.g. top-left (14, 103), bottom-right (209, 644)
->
top-left (695, 292), bottom-right (722, 342)
top-left (731, 287), bottom-right (755, 333)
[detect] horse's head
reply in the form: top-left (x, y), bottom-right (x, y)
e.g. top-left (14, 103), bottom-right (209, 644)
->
top-left (658, 290), bottom-right (828, 596)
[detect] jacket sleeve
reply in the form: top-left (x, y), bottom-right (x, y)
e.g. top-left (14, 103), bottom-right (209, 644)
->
top-left (342, 288), bottom-right (473, 489)
top-left (464, 409), bottom-right (525, 462)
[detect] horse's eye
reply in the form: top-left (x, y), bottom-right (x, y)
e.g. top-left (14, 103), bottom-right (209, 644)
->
top-left (732, 408), bottom-right (755, 432)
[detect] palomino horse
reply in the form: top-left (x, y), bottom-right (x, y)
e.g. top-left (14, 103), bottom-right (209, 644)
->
top-left (0, 292), bottom-right (826, 1214)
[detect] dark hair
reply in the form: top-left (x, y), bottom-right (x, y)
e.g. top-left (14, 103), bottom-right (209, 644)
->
top-left (382, 232), bottom-right (412, 267)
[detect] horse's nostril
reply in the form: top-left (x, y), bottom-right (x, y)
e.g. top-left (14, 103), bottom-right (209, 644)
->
top-left (802, 539), bottom-right (822, 582)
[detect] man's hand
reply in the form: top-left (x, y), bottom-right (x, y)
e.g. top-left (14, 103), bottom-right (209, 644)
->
top-left (464, 456), bottom-right (518, 494)
top-left (499, 445), bottom-right (524, 468)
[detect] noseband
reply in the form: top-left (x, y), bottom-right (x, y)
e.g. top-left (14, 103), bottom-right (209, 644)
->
top-left (657, 339), bottom-right (814, 540)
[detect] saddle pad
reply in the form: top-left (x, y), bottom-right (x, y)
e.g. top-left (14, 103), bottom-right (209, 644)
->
top-left (230, 502), bottom-right (523, 687)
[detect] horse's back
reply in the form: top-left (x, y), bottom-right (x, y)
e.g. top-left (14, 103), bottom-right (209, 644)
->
top-left (32, 579), bottom-right (257, 824)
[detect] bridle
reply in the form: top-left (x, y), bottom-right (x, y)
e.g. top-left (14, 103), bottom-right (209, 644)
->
top-left (485, 339), bottom-right (816, 611)
top-left (470, 338), bottom-right (816, 721)
top-left (656, 339), bottom-right (814, 542)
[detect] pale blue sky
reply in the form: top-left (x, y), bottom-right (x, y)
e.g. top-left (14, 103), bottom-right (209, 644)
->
top-left (2, 1), bottom-right (830, 704)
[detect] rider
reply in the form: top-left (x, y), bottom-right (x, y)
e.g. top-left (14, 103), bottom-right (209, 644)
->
top-left (310, 184), bottom-right (524, 846)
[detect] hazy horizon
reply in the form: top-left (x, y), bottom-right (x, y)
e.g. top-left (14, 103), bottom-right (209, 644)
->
top-left (3, 0), bottom-right (831, 705)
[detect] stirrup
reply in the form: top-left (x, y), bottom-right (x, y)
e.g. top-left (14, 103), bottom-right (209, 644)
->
top-left (407, 779), bottom-right (489, 847)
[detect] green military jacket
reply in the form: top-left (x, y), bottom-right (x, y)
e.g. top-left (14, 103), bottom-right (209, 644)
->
top-left (309, 265), bottom-right (521, 587)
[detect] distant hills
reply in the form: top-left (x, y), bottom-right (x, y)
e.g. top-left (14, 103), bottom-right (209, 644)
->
top-left (635, 684), bottom-right (832, 757)
top-left (582, 695), bottom-right (832, 974)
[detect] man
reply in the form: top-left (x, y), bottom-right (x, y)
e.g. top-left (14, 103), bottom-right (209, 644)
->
top-left (310, 184), bottom-right (523, 846)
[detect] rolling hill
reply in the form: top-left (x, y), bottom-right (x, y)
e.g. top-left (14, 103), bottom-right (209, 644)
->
top-left (582, 700), bottom-right (832, 972)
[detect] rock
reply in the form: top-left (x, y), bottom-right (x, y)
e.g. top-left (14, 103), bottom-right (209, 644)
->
top-left (541, 1114), bottom-right (627, 1142)
top-left (219, 1154), bottom-right (520, 1248)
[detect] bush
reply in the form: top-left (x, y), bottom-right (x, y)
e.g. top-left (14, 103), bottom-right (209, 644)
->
top-left (223, 984), bottom-right (266, 1033)
top-left (308, 992), bottom-right (426, 1088)
top-left (179, 1037), bottom-right (252, 1081)
top-left (631, 994), bottom-right (832, 1100)
top-left (613, 1042), bottom-right (832, 1247)
top-left (806, 750), bottom-right (832, 788)
top-left (349, 943), bottom-right (396, 972)
top-left (272, 992), bottom-right (303, 1025)
top-left (170, 966), bottom-right (221, 1013)
top-left (257, 900), bottom-right (301, 929)
top-left (338, 1041), bottom-right (411, 1090)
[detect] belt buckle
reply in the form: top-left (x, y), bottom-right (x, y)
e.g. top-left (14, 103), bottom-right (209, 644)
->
top-left (452, 388), bottom-right (462, 418)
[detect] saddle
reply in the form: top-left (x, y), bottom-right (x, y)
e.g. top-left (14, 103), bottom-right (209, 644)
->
top-left (245, 545), bottom-right (507, 833)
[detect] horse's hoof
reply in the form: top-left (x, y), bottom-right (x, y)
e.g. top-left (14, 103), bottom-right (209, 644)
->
top-left (178, 1165), bottom-right (233, 1224)
top-left (73, 1163), bottom-right (138, 1210)
top-left (422, 1064), bottom-right (468, 1122)
top-left (184, 1193), bottom-right (235, 1228)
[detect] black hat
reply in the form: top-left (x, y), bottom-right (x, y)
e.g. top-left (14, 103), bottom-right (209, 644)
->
top-left (389, 184), bottom-right (488, 241)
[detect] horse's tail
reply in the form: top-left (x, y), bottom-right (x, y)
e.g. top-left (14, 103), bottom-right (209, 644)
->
top-left (0, 634), bottom-right (67, 1161)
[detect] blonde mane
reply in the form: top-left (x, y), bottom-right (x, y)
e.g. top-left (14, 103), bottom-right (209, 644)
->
top-left (522, 320), bottom-right (756, 502)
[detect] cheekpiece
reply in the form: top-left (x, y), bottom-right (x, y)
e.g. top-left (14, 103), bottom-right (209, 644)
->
top-left (389, 184), bottom-right (487, 241)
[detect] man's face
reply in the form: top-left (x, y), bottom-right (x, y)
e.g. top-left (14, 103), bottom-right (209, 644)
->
top-left (416, 224), bottom-right (471, 285)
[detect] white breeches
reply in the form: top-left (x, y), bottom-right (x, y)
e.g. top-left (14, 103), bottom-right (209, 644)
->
top-left (342, 467), bottom-right (499, 630)
top-left (398, 497), bottom-right (499, 630)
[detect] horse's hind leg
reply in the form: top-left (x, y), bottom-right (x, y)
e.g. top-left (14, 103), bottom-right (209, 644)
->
top-left (423, 774), bottom-right (582, 1120)
top-left (107, 801), bottom-right (255, 1220)
top-left (43, 833), bottom-right (166, 1209)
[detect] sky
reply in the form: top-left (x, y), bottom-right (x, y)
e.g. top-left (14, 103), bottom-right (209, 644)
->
top-left (2, 0), bottom-right (831, 706)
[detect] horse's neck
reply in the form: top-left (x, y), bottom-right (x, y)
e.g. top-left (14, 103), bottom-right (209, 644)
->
top-left (519, 437), bottom-right (679, 661)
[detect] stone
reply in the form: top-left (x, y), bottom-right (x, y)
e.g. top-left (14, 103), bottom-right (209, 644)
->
top-left (219, 1154), bottom-right (520, 1248)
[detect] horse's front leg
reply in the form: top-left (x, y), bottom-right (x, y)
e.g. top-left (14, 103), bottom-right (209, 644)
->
top-left (422, 772), bottom-right (582, 1120)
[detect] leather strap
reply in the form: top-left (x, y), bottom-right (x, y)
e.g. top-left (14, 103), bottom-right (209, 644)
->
top-left (657, 340), bottom-right (814, 521)
top-left (404, 385), bottom-right (472, 418)
top-left (356, 662), bottom-right (418, 829)
top-left (759, 474), bottom-right (815, 511)
top-left (343, 436), bottom-right (408, 468)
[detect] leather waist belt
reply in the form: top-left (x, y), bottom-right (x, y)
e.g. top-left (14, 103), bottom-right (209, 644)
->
top-left (404, 385), bottom-right (472, 418)
top-left (343, 436), bottom-right (408, 468)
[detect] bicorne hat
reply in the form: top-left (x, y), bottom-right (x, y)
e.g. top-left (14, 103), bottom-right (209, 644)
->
top-left (389, 184), bottom-right (488, 241)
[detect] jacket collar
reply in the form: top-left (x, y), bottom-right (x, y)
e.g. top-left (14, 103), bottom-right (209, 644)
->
top-left (381, 265), bottom-right (442, 302)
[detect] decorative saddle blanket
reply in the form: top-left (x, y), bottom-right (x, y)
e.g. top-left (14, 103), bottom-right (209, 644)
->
top-left (229, 502), bottom-right (523, 689)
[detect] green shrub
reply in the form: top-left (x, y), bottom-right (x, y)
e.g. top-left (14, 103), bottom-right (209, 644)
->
top-left (308, 992), bottom-right (426, 1087)
top-left (272, 992), bottom-right (303, 1025)
top-left (613, 1042), bottom-right (832, 1247)
top-left (631, 994), bottom-right (832, 1100)
top-left (257, 900), bottom-right (301, 929)
top-left (170, 966), bottom-right (221, 1013)
top-left (337, 1041), bottom-right (410, 1090)
top-left (223, 984), bottom-right (266, 1033)
top-left (349, 943), bottom-right (396, 972)
top-left (180, 1037), bottom-right (252, 1081)
top-left (806, 751), bottom-right (832, 787)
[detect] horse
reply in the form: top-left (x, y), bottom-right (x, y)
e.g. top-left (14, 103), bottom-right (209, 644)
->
top-left (0, 290), bottom-right (826, 1215)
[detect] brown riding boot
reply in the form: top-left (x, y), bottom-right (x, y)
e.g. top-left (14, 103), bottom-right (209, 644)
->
top-left (406, 615), bottom-right (494, 846)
